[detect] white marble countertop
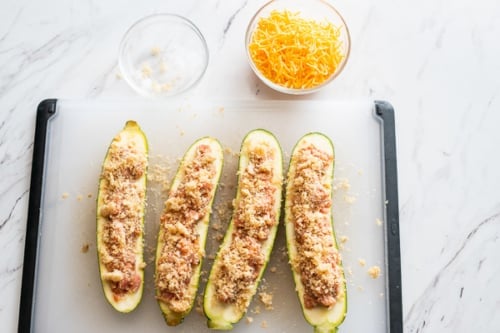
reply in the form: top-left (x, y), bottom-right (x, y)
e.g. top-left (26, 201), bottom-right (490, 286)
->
top-left (1, 0), bottom-right (499, 332)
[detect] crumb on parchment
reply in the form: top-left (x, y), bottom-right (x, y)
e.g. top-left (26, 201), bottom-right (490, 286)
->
top-left (368, 266), bottom-right (381, 279)
top-left (251, 305), bottom-right (261, 314)
top-left (358, 258), bottom-right (366, 267)
top-left (62, 192), bottom-right (69, 199)
top-left (376, 218), bottom-right (383, 226)
top-left (344, 194), bottom-right (357, 204)
top-left (151, 46), bottom-right (161, 56)
top-left (338, 178), bottom-right (351, 190)
top-left (81, 243), bottom-right (90, 253)
top-left (141, 63), bottom-right (152, 78)
top-left (259, 292), bottom-right (274, 310)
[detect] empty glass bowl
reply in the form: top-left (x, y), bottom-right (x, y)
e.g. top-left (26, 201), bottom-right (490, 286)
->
top-left (119, 14), bottom-right (209, 98)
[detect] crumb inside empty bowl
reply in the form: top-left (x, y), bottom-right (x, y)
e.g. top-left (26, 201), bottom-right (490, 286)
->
top-left (119, 14), bottom-right (209, 98)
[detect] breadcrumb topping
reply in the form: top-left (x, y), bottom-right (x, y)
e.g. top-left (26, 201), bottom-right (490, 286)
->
top-left (368, 266), bottom-right (381, 279)
top-left (289, 144), bottom-right (343, 309)
top-left (99, 132), bottom-right (147, 298)
top-left (156, 144), bottom-right (218, 313)
top-left (213, 139), bottom-right (279, 311)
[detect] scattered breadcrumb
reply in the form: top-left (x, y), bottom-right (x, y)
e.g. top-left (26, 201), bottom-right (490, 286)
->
top-left (346, 267), bottom-right (353, 276)
top-left (357, 285), bottom-right (364, 292)
top-left (76, 194), bottom-right (83, 201)
top-left (337, 178), bottom-right (351, 190)
top-left (280, 246), bottom-right (288, 261)
top-left (148, 155), bottom-right (174, 193)
top-left (207, 254), bottom-right (215, 260)
top-left (358, 259), bottom-right (366, 267)
top-left (218, 107), bottom-right (225, 114)
top-left (150, 46), bottom-right (161, 56)
top-left (115, 72), bottom-right (123, 80)
top-left (246, 316), bottom-right (254, 324)
top-left (161, 83), bottom-right (172, 92)
top-left (340, 235), bottom-right (349, 243)
top-left (159, 61), bottom-right (167, 73)
top-left (344, 195), bottom-right (357, 204)
top-left (376, 218), bottom-right (383, 226)
top-left (81, 243), bottom-right (89, 253)
top-left (195, 295), bottom-right (204, 315)
top-left (261, 320), bottom-right (268, 328)
top-left (62, 192), bottom-right (69, 199)
top-left (141, 63), bottom-right (153, 78)
top-left (87, 193), bottom-right (93, 198)
top-left (270, 266), bottom-right (277, 273)
top-left (223, 147), bottom-right (239, 157)
top-left (379, 292), bottom-right (385, 298)
top-left (152, 81), bottom-right (161, 93)
top-left (368, 266), bottom-right (381, 279)
top-left (259, 292), bottom-right (274, 310)
top-left (252, 305), bottom-right (261, 314)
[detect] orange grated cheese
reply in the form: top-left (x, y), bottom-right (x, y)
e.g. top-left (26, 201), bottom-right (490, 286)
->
top-left (248, 10), bottom-right (345, 89)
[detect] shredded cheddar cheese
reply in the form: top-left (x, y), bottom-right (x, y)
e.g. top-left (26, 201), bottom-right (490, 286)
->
top-left (249, 10), bottom-right (345, 89)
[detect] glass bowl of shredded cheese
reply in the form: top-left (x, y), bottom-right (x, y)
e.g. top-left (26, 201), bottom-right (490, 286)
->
top-left (119, 14), bottom-right (209, 98)
top-left (246, 0), bottom-right (350, 94)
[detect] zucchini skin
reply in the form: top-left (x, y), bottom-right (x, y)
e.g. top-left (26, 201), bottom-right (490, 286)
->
top-left (284, 132), bottom-right (347, 332)
top-left (96, 120), bottom-right (148, 313)
top-left (203, 129), bottom-right (283, 330)
top-left (155, 137), bottom-right (224, 326)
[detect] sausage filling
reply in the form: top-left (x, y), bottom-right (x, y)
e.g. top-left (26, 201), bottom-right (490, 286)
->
top-left (99, 135), bottom-right (147, 299)
top-left (156, 144), bottom-right (217, 313)
top-left (289, 144), bottom-right (343, 309)
top-left (213, 140), bottom-right (278, 311)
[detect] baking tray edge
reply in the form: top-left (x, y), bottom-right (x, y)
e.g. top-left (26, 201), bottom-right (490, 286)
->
top-left (374, 100), bottom-right (403, 333)
top-left (18, 99), bottom-right (403, 332)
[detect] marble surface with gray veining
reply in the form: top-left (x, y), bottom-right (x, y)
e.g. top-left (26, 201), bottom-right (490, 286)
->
top-left (1, 0), bottom-right (499, 332)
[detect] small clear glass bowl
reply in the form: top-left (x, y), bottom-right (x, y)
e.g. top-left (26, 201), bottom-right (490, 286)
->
top-left (245, 0), bottom-right (351, 95)
top-left (119, 14), bottom-right (209, 98)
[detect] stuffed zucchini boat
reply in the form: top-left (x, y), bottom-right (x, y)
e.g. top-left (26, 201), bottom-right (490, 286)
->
top-left (96, 120), bottom-right (148, 313)
top-left (155, 137), bottom-right (224, 326)
top-left (204, 129), bottom-right (283, 330)
top-left (284, 133), bottom-right (347, 333)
